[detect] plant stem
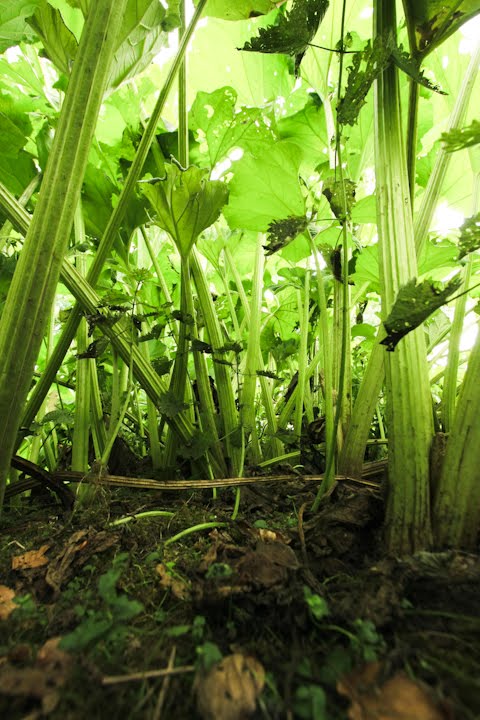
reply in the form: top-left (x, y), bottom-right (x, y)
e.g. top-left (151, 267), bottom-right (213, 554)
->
top-left (0, 0), bottom-right (128, 504)
top-left (374, 0), bottom-right (433, 553)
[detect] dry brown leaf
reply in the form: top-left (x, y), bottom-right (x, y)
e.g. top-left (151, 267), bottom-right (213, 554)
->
top-left (195, 653), bottom-right (265, 720)
top-left (156, 563), bottom-right (190, 600)
top-left (45, 529), bottom-right (118, 596)
top-left (255, 540), bottom-right (300, 569)
top-left (0, 585), bottom-right (17, 620)
top-left (236, 540), bottom-right (299, 588)
top-left (338, 662), bottom-right (447, 720)
top-left (0, 637), bottom-right (71, 715)
top-left (12, 545), bottom-right (50, 570)
top-left (37, 637), bottom-right (71, 673)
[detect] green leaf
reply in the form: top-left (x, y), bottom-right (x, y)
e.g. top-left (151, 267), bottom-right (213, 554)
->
top-left (293, 684), bottom-right (327, 720)
top-left (27, 1), bottom-right (78, 75)
top-left (0, 0), bottom-right (40, 52)
top-left (142, 165), bottom-right (229, 259)
top-left (157, 390), bottom-right (189, 418)
top-left (337, 37), bottom-right (391, 127)
top-left (0, 112), bottom-right (36, 195)
top-left (42, 408), bottom-right (75, 425)
top-left (64, 0), bottom-right (89, 15)
top-left (106, 0), bottom-right (180, 93)
top-left (224, 141), bottom-right (305, 231)
top-left (458, 213), bottom-right (480, 260)
top-left (28, 0), bottom-right (179, 87)
top-left (391, 46), bottom-right (446, 95)
top-left (403, 0), bottom-right (480, 55)
top-left (264, 215), bottom-right (308, 254)
top-left (380, 277), bottom-right (462, 351)
top-left (60, 615), bottom-right (113, 651)
top-left (350, 194), bottom-right (376, 224)
top-left (180, 431), bottom-right (214, 460)
top-left (277, 94), bottom-right (329, 174)
top-left (239, 0), bottom-right (329, 73)
top-left (188, 16), bottom-right (293, 107)
top-left (194, 0), bottom-right (277, 21)
top-left (441, 120), bottom-right (480, 153)
top-left (189, 86), bottom-right (276, 169)
top-left (418, 238), bottom-right (459, 277)
top-left (322, 177), bottom-right (356, 221)
top-left (350, 244), bottom-right (379, 292)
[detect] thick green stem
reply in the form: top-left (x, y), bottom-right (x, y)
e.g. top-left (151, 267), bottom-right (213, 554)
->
top-left (71, 203), bottom-right (91, 475)
top-left (0, 0), bottom-right (128, 503)
top-left (339, 37), bottom-right (480, 482)
top-left (240, 234), bottom-right (265, 464)
top-left (374, 0), bottom-right (433, 553)
top-left (406, 80), bottom-right (419, 202)
top-left (434, 321), bottom-right (480, 548)
top-left (191, 249), bottom-right (244, 476)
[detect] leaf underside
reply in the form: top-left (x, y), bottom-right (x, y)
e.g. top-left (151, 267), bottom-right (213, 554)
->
top-left (381, 277), bottom-right (462, 351)
top-left (239, 0), bottom-right (329, 73)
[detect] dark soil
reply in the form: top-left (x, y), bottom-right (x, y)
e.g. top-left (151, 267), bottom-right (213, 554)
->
top-left (1, 472), bottom-right (479, 720)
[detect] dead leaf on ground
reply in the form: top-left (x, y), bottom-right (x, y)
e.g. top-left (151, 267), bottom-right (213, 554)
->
top-left (12, 544), bottom-right (50, 570)
top-left (156, 563), bottom-right (190, 600)
top-left (256, 527), bottom-right (291, 544)
top-left (0, 637), bottom-right (71, 716)
top-left (236, 540), bottom-right (300, 588)
top-left (0, 585), bottom-right (17, 620)
top-left (195, 653), bottom-right (265, 720)
top-left (45, 529), bottom-right (118, 596)
top-left (338, 661), bottom-right (447, 720)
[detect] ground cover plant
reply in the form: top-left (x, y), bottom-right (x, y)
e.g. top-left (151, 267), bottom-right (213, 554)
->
top-left (1, 0), bottom-right (480, 717)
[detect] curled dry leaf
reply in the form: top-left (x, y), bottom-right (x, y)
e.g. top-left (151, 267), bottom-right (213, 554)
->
top-left (156, 563), bottom-right (190, 600)
top-left (195, 653), bottom-right (265, 720)
top-left (0, 585), bottom-right (17, 620)
top-left (12, 544), bottom-right (50, 570)
top-left (338, 661), bottom-right (447, 720)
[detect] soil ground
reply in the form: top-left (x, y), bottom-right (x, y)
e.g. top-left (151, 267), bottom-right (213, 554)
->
top-left (1, 469), bottom-right (479, 720)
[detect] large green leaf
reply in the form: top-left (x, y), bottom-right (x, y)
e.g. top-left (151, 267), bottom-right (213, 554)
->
top-left (27, 1), bottom-right (78, 75)
top-left (0, 0), bottom-right (40, 52)
top-left (277, 94), bottom-right (328, 174)
top-left (193, 0), bottom-right (277, 21)
top-left (141, 165), bottom-right (229, 259)
top-left (0, 110), bottom-right (36, 194)
top-left (223, 141), bottom-right (305, 231)
top-left (26, 0), bottom-right (178, 90)
top-left (187, 17), bottom-right (293, 108)
top-left (189, 86), bottom-right (276, 169)
top-left (403, 0), bottom-right (480, 55)
top-left (106, 0), bottom-right (180, 92)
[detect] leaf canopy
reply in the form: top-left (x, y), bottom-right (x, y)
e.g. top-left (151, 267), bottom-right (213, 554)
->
top-left (141, 165), bottom-right (229, 259)
top-left (189, 86), bottom-right (275, 169)
top-left (223, 141), bottom-right (305, 232)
